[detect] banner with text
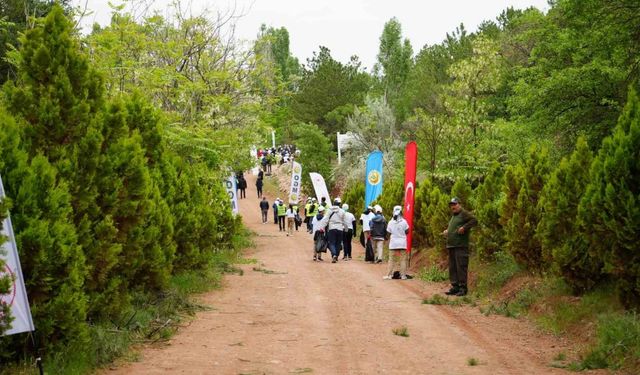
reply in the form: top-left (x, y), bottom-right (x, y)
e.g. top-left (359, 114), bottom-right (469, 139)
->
top-left (289, 162), bottom-right (302, 203)
top-left (403, 141), bottom-right (418, 254)
top-left (309, 172), bottom-right (331, 205)
top-left (224, 175), bottom-right (239, 215)
top-left (0, 174), bottom-right (35, 336)
top-left (365, 151), bottom-right (384, 208)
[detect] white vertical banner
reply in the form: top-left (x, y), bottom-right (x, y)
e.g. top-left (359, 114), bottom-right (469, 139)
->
top-left (0, 174), bottom-right (35, 336)
top-left (288, 162), bottom-right (302, 204)
top-left (224, 175), bottom-right (239, 215)
top-left (309, 172), bottom-right (331, 204)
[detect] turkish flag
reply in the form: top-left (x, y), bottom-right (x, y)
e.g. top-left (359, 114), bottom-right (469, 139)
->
top-left (403, 141), bottom-right (417, 254)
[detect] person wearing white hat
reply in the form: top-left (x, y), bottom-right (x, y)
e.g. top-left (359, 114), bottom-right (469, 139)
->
top-left (369, 205), bottom-right (387, 264)
top-left (359, 205), bottom-right (376, 262)
top-left (312, 205), bottom-right (327, 261)
top-left (341, 203), bottom-right (356, 260)
top-left (383, 205), bottom-right (410, 280)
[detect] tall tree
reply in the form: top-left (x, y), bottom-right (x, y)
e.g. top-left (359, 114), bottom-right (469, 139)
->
top-left (375, 17), bottom-right (413, 122)
top-left (292, 46), bottom-right (370, 136)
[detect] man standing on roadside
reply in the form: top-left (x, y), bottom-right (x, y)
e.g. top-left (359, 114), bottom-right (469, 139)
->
top-left (259, 197), bottom-right (269, 224)
top-left (442, 198), bottom-right (477, 297)
top-left (369, 205), bottom-right (387, 264)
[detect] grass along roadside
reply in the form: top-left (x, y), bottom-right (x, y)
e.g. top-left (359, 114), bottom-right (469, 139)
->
top-left (2, 227), bottom-right (255, 375)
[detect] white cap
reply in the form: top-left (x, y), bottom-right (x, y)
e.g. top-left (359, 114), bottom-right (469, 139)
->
top-left (374, 204), bottom-right (382, 213)
top-left (335, 197), bottom-right (342, 203)
top-left (393, 205), bottom-right (402, 215)
top-left (342, 204), bottom-right (349, 211)
top-left (318, 206), bottom-right (326, 212)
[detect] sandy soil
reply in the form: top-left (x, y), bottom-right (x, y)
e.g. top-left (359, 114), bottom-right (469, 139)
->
top-left (104, 173), bottom-right (584, 375)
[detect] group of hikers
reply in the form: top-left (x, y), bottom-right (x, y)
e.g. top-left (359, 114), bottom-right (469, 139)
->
top-left (257, 145), bottom-right (299, 174)
top-left (253, 155), bottom-right (477, 297)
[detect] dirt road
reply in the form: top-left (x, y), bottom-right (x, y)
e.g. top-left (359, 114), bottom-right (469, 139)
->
top-left (107, 173), bottom-right (577, 375)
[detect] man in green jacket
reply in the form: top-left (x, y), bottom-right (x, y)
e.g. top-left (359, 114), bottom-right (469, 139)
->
top-left (442, 197), bottom-right (477, 297)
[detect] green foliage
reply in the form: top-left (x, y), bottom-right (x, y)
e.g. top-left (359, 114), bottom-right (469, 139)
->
top-left (475, 251), bottom-right (520, 297)
top-left (375, 17), bottom-right (413, 122)
top-left (579, 89), bottom-right (640, 307)
top-left (426, 186), bottom-right (451, 252)
top-left (417, 264), bottom-right (448, 282)
top-left (342, 181), bottom-right (365, 224)
top-left (537, 137), bottom-right (600, 291)
top-left (500, 144), bottom-right (551, 271)
top-left (471, 165), bottom-right (505, 261)
top-left (577, 313), bottom-right (640, 372)
top-left (291, 123), bottom-right (334, 193)
top-left (292, 47), bottom-right (370, 136)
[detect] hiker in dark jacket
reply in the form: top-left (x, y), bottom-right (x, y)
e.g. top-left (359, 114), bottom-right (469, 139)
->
top-left (369, 205), bottom-right (387, 264)
top-left (259, 197), bottom-right (269, 224)
top-left (442, 197), bottom-right (477, 297)
top-left (256, 178), bottom-right (263, 198)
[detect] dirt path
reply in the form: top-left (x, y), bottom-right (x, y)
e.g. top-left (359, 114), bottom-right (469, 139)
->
top-left (106, 173), bottom-right (579, 375)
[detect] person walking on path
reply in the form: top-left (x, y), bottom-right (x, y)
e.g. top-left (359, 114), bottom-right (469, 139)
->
top-left (360, 206), bottom-right (375, 262)
top-left (442, 198), bottom-right (477, 297)
top-left (277, 199), bottom-right (287, 231)
top-left (311, 206), bottom-right (327, 261)
top-left (238, 175), bottom-right (247, 199)
top-left (272, 199), bottom-right (279, 224)
top-left (293, 203), bottom-right (301, 232)
top-left (369, 205), bottom-right (387, 264)
top-left (320, 199), bottom-right (346, 263)
top-left (286, 204), bottom-right (296, 236)
top-left (341, 204), bottom-right (356, 260)
top-left (256, 177), bottom-right (263, 198)
top-left (259, 197), bottom-right (269, 224)
top-left (306, 198), bottom-right (318, 233)
top-left (384, 206), bottom-right (410, 280)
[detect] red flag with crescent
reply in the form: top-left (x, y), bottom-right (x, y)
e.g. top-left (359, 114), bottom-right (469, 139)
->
top-left (403, 141), bottom-right (417, 254)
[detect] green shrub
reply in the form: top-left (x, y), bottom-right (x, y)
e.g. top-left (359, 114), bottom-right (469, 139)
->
top-left (418, 264), bottom-right (448, 282)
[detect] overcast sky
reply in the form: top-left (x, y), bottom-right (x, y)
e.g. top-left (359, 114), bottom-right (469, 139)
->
top-left (74, 0), bottom-right (549, 70)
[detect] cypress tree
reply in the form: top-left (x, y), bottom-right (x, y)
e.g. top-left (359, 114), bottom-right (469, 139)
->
top-left (451, 178), bottom-right (473, 211)
top-left (579, 89), bottom-right (640, 306)
top-left (427, 186), bottom-right (450, 252)
top-left (413, 179), bottom-right (434, 247)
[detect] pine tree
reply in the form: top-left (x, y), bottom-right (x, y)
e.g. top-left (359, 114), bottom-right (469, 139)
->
top-left (413, 179), bottom-right (434, 247)
top-left (451, 178), bottom-right (473, 211)
top-left (579, 89), bottom-right (640, 306)
top-left (537, 137), bottom-right (600, 291)
top-left (500, 144), bottom-right (551, 270)
top-left (427, 186), bottom-right (450, 253)
top-left (0, 108), bottom-right (88, 348)
top-left (472, 164), bottom-right (505, 261)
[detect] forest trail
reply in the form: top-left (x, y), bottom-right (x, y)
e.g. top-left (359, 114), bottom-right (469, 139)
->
top-left (105, 173), bottom-right (581, 375)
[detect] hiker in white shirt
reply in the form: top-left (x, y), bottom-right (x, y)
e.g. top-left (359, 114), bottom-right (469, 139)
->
top-left (384, 205), bottom-right (410, 280)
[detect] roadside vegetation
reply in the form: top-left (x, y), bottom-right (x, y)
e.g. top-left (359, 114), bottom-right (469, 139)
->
top-left (0, 0), bottom-right (639, 373)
